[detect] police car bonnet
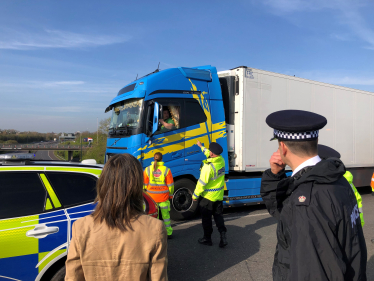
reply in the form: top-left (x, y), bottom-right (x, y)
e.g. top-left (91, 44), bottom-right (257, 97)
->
top-left (266, 110), bottom-right (327, 141)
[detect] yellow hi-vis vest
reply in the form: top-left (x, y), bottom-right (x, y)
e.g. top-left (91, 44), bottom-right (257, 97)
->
top-left (371, 172), bottom-right (374, 193)
top-left (192, 146), bottom-right (225, 202)
top-left (143, 162), bottom-right (174, 203)
top-left (344, 171), bottom-right (364, 226)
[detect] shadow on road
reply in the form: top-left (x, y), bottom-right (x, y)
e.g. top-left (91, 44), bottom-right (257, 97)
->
top-left (368, 247), bottom-right (374, 280)
top-left (167, 216), bottom-right (276, 281)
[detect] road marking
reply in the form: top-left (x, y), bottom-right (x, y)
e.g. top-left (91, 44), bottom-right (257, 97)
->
top-left (172, 212), bottom-right (270, 227)
top-left (47, 150), bottom-right (53, 160)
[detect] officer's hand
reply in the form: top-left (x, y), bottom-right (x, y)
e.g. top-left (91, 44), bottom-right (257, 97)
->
top-left (197, 140), bottom-right (202, 147)
top-left (193, 198), bottom-right (197, 202)
top-left (269, 149), bottom-right (286, 175)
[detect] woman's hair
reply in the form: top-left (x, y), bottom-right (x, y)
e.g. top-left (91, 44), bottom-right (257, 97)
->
top-left (153, 152), bottom-right (163, 170)
top-left (92, 154), bottom-right (144, 231)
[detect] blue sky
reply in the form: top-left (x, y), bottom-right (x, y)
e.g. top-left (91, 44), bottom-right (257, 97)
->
top-left (0, 0), bottom-right (373, 133)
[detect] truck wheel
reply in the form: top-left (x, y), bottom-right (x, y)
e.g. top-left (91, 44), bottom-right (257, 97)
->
top-left (170, 178), bottom-right (198, 220)
top-left (51, 266), bottom-right (65, 281)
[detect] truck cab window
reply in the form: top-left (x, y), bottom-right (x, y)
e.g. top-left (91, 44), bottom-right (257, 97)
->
top-left (184, 99), bottom-right (207, 127)
top-left (153, 100), bottom-right (182, 135)
top-left (109, 99), bottom-right (143, 136)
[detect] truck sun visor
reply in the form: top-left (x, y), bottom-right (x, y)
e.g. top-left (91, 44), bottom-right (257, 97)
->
top-left (178, 67), bottom-right (212, 81)
top-left (117, 83), bottom-right (136, 96)
top-left (105, 105), bottom-right (113, 113)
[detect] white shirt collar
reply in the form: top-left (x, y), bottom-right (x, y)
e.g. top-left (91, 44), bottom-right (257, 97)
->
top-left (291, 155), bottom-right (321, 177)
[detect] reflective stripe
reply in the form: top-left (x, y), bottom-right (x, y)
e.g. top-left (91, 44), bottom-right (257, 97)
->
top-left (167, 183), bottom-right (174, 187)
top-left (163, 219), bottom-right (171, 223)
top-left (205, 186), bottom-right (224, 192)
top-left (212, 172), bottom-right (225, 181)
top-left (209, 163), bottom-right (217, 178)
top-left (147, 167), bottom-right (150, 177)
top-left (149, 183), bottom-right (168, 187)
top-left (198, 179), bottom-right (207, 186)
top-left (46, 167), bottom-right (101, 176)
top-left (193, 192), bottom-right (198, 198)
top-left (40, 173), bottom-right (61, 208)
top-left (164, 168), bottom-right (169, 178)
top-left (160, 206), bottom-right (168, 209)
top-left (359, 207), bottom-right (363, 213)
top-left (146, 189), bottom-right (169, 194)
top-left (203, 148), bottom-right (207, 153)
top-left (164, 223), bottom-right (171, 227)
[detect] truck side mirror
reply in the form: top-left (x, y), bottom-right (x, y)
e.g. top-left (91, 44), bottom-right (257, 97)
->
top-left (152, 102), bottom-right (160, 135)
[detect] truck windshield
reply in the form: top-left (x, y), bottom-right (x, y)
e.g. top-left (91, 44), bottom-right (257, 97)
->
top-left (109, 99), bottom-right (143, 134)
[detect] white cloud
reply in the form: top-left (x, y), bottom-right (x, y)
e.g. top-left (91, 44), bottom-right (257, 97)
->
top-left (330, 33), bottom-right (352, 41)
top-left (262, 0), bottom-right (332, 14)
top-left (262, 0), bottom-right (374, 50)
top-left (42, 81), bottom-right (85, 87)
top-left (0, 28), bottom-right (130, 50)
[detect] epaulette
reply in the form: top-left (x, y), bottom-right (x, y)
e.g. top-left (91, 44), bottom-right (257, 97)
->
top-left (293, 181), bottom-right (313, 206)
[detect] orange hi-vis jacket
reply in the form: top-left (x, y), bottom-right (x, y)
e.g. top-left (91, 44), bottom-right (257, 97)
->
top-left (143, 162), bottom-right (174, 203)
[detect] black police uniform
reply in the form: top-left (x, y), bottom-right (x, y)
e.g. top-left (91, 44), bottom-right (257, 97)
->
top-left (261, 110), bottom-right (367, 281)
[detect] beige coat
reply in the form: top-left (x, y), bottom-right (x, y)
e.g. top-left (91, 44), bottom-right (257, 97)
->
top-left (65, 214), bottom-right (168, 281)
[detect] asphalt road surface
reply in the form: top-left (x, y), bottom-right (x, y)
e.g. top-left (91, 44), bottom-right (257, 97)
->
top-left (34, 150), bottom-right (61, 160)
top-left (168, 188), bottom-right (374, 281)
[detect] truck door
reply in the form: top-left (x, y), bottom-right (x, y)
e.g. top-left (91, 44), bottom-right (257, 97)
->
top-left (144, 98), bottom-right (185, 170)
top-left (184, 98), bottom-right (211, 170)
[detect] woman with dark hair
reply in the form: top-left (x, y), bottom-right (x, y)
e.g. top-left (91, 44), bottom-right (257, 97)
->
top-left (65, 154), bottom-right (168, 281)
top-left (144, 152), bottom-right (174, 238)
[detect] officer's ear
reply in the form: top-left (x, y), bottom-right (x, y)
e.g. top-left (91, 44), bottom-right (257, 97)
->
top-left (279, 141), bottom-right (288, 156)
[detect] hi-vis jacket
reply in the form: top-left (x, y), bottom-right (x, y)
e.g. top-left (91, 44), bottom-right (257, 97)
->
top-left (344, 171), bottom-right (365, 226)
top-left (143, 162), bottom-right (174, 203)
top-left (192, 146), bottom-right (225, 202)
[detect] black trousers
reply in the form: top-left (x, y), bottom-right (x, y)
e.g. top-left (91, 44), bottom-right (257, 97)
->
top-left (199, 197), bottom-right (227, 238)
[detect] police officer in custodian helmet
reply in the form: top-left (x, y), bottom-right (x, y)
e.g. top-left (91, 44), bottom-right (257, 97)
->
top-left (260, 110), bottom-right (367, 281)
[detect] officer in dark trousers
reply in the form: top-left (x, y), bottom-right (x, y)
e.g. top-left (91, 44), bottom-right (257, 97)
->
top-left (261, 110), bottom-right (367, 281)
top-left (193, 140), bottom-right (227, 248)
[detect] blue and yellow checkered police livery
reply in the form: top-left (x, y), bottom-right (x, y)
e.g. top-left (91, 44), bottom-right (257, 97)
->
top-left (0, 164), bottom-right (101, 281)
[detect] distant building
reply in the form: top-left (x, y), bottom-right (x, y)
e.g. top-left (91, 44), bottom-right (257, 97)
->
top-left (59, 133), bottom-right (76, 142)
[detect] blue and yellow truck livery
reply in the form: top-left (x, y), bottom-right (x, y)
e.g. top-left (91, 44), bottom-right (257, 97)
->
top-left (105, 65), bottom-right (264, 220)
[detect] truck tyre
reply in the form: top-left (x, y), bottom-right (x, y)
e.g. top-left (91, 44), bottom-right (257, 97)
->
top-left (51, 266), bottom-right (65, 281)
top-left (170, 178), bottom-right (198, 220)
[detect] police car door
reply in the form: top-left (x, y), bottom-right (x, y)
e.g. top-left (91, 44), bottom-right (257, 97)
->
top-left (0, 169), bottom-right (68, 281)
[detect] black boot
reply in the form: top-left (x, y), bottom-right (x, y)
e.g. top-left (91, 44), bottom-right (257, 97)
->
top-left (198, 237), bottom-right (213, 246)
top-left (219, 232), bottom-right (228, 248)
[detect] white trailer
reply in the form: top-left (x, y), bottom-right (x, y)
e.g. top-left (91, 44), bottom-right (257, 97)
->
top-left (218, 66), bottom-right (374, 187)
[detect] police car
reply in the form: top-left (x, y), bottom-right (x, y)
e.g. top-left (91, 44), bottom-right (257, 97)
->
top-left (0, 153), bottom-right (158, 281)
